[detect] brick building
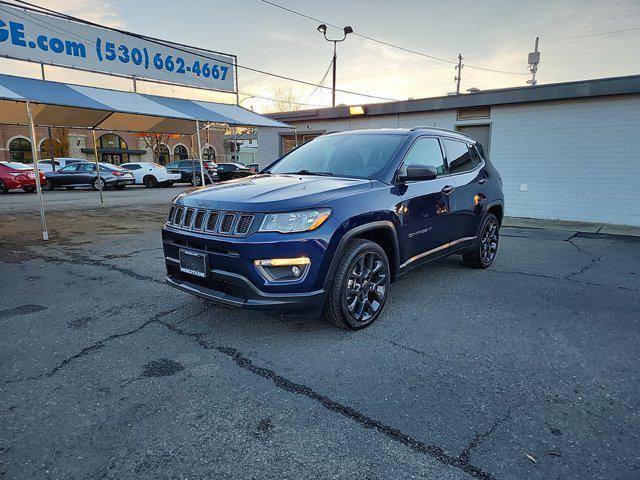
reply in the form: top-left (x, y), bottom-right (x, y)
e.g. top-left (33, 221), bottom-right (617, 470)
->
top-left (0, 124), bottom-right (225, 165)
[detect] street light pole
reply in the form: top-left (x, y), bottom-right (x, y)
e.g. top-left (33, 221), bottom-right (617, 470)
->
top-left (317, 24), bottom-right (353, 107)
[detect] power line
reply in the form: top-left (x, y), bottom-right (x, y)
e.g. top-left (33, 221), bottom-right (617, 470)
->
top-left (260, 0), bottom-right (527, 76)
top-left (0, 3), bottom-right (328, 109)
top-left (3, 0), bottom-right (399, 102)
top-left (461, 26), bottom-right (640, 59)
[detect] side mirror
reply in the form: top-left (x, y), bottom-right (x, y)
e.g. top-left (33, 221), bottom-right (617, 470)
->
top-left (397, 163), bottom-right (438, 183)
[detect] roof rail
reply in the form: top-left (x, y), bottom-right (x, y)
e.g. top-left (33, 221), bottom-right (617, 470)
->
top-left (409, 126), bottom-right (472, 138)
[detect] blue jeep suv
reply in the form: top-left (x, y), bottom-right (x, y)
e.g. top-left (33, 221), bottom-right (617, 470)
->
top-left (162, 127), bottom-right (504, 329)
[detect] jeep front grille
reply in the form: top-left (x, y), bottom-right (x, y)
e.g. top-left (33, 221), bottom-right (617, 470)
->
top-left (167, 206), bottom-right (254, 237)
top-left (220, 214), bottom-right (235, 233)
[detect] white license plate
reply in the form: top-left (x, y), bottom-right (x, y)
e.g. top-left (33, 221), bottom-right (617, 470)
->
top-left (179, 249), bottom-right (207, 277)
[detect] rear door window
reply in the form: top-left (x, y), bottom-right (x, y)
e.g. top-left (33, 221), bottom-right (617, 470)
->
top-left (443, 139), bottom-right (474, 174)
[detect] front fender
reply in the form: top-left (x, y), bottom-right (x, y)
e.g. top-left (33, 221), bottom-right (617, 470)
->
top-left (321, 216), bottom-right (401, 290)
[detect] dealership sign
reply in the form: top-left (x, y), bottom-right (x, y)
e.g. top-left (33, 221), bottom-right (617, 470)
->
top-left (0, 3), bottom-right (236, 92)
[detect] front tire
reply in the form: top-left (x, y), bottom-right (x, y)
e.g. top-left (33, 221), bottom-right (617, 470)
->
top-left (323, 239), bottom-right (390, 330)
top-left (191, 175), bottom-right (202, 187)
top-left (0, 179), bottom-right (8, 194)
top-left (462, 213), bottom-right (499, 269)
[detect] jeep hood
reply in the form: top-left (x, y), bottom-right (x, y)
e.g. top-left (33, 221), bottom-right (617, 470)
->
top-left (177, 174), bottom-right (372, 212)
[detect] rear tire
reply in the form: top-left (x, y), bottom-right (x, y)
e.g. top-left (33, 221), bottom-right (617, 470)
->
top-left (0, 180), bottom-right (8, 194)
top-left (462, 213), bottom-right (499, 269)
top-left (191, 175), bottom-right (202, 187)
top-left (323, 239), bottom-right (390, 330)
top-left (92, 177), bottom-right (105, 191)
top-left (143, 175), bottom-right (158, 188)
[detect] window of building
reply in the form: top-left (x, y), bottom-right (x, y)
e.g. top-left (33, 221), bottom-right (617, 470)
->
top-left (202, 146), bottom-right (216, 160)
top-left (457, 106), bottom-right (491, 120)
top-left (174, 145), bottom-right (188, 160)
top-left (280, 133), bottom-right (322, 155)
top-left (9, 138), bottom-right (32, 163)
top-left (154, 144), bottom-right (170, 165)
top-left (98, 134), bottom-right (127, 150)
top-left (443, 139), bottom-right (474, 174)
top-left (402, 137), bottom-right (446, 176)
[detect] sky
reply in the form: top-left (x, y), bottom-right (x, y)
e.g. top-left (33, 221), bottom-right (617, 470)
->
top-left (1, 0), bottom-right (640, 112)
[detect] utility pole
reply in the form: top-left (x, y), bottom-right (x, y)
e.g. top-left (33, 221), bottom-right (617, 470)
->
top-left (527, 37), bottom-right (541, 87)
top-left (454, 54), bottom-right (463, 95)
top-left (317, 24), bottom-right (353, 107)
top-left (332, 42), bottom-right (337, 108)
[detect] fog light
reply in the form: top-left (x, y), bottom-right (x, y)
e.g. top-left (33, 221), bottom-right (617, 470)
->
top-left (254, 257), bottom-right (310, 282)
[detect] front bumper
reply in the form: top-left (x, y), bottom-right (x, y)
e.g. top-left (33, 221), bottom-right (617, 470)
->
top-left (165, 266), bottom-right (326, 313)
top-left (162, 225), bottom-right (333, 314)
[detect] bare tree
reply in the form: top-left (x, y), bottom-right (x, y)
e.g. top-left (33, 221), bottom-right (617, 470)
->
top-left (41, 127), bottom-right (70, 157)
top-left (270, 87), bottom-right (303, 112)
top-left (135, 132), bottom-right (179, 164)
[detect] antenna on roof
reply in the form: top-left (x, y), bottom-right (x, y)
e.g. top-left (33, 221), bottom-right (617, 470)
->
top-left (527, 37), bottom-right (541, 87)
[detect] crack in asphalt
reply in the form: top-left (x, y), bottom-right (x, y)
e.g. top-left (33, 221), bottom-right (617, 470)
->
top-left (154, 319), bottom-right (496, 480)
top-left (4, 305), bottom-right (198, 384)
top-left (459, 406), bottom-right (515, 464)
top-left (33, 250), bottom-right (164, 285)
top-left (564, 238), bottom-right (605, 280)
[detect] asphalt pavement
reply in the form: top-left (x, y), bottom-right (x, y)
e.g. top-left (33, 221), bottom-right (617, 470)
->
top-left (1, 191), bottom-right (639, 479)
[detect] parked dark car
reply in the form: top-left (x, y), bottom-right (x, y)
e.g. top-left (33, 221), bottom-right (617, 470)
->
top-left (216, 162), bottom-right (253, 181)
top-left (165, 160), bottom-right (218, 186)
top-left (45, 162), bottom-right (135, 190)
top-left (162, 128), bottom-right (504, 330)
top-left (245, 163), bottom-right (260, 173)
top-left (0, 161), bottom-right (46, 193)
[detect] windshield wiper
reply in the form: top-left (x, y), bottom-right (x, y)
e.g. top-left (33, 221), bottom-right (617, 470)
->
top-left (288, 169), bottom-right (334, 176)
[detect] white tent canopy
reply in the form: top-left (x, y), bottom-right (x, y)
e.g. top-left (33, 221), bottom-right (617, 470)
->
top-left (0, 73), bottom-right (289, 133)
top-left (0, 72), bottom-right (290, 240)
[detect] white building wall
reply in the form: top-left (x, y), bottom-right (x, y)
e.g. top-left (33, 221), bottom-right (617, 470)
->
top-left (262, 95), bottom-right (640, 226)
top-left (490, 95), bottom-right (640, 226)
top-left (256, 127), bottom-right (283, 167)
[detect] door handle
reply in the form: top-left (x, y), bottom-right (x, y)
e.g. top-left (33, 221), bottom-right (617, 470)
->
top-left (441, 185), bottom-right (455, 195)
top-left (478, 177), bottom-right (487, 185)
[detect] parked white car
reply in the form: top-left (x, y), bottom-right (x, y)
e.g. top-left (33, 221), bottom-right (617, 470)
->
top-left (120, 162), bottom-right (181, 187)
top-left (37, 157), bottom-right (84, 173)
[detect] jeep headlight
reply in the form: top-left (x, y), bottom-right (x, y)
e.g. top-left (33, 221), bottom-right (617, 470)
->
top-left (259, 209), bottom-right (331, 233)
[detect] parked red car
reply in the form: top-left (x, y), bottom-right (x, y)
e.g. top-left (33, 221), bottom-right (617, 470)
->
top-left (0, 161), bottom-right (46, 193)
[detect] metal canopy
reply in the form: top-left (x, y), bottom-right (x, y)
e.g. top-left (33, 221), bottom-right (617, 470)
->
top-left (0, 73), bottom-right (289, 133)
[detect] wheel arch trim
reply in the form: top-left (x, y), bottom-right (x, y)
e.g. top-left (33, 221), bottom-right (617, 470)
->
top-left (325, 220), bottom-right (400, 286)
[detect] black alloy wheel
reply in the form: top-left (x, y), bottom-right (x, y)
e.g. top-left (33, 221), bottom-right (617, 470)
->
top-left (346, 251), bottom-right (388, 323)
top-left (143, 175), bottom-right (158, 188)
top-left (480, 217), bottom-right (499, 264)
top-left (462, 213), bottom-right (499, 269)
top-left (324, 239), bottom-right (390, 330)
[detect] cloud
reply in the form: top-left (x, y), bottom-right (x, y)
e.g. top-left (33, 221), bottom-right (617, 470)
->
top-left (28, 0), bottom-right (124, 29)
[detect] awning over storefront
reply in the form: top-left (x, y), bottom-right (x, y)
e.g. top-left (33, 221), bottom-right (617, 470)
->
top-left (0, 73), bottom-right (289, 133)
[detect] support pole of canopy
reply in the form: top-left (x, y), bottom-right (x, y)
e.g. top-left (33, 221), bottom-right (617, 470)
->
top-left (92, 129), bottom-right (105, 208)
top-left (25, 101), bottom-right (49, 241)
top-left (195, 120), bottom-right (205, 187)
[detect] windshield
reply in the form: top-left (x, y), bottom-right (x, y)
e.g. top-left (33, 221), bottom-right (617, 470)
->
top-left (269, 133), bottom-right (404, 179)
